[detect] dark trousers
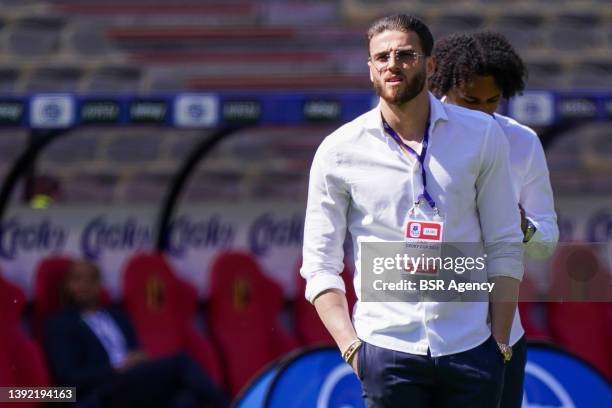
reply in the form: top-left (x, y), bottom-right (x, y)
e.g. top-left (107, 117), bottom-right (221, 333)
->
top-left (500, 335), bottom-right (527, 408)
top-left (358, 336), bottom-right (505, 408)
top-left (79, 353), bottom-right (230, 408)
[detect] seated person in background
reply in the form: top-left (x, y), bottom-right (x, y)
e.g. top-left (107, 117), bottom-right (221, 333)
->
top-left (45, 259), bottom-right (230, 408)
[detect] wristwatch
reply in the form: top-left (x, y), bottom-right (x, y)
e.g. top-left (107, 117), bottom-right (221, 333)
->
top-left (523, 219), bottom-right (537, 243)
top-left (497, 342), bottom-right (513, 363)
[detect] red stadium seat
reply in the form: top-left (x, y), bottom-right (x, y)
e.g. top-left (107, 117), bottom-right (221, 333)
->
top-left (5, 329), bottom-right (50, 388)
top-left (122, 252), bottom-right (224, 387)
top-left (260, 272), bottom-right (300, 357)
top-left (547, 244), bottom-right (612, 380)
top-left (32, 255), bottom-right (111, 340)
top-left (0, 331), bottom-right (50, 408)
top-left (517, 274), bottom-right (551, 341)
top-left (0, 273), bottom-right (27, 328)
top-left (0, 336), bottom-right (16, 386)
top-left (33, 255), bottom-right (73, 340)
top-left (294, 259), bottom-right (357, 346)
top-left (548, 244), bottom-right (610, 301)
top-left (549, 301), bottom-right (612, 380)
top-left (176, 275), bottom-right (199, 320)
top-left (122, 252), bottom-right (187, 354)
top-left (207, 251), bottom-right (299, 396)
top-left (189, 74), bottom-right (369, 91)
top-left (0, 274), bottom-right (50, 407)
top-left (130, 50), bottom-right (333, 65)
top-left (108, 26), bottom-right (295, 41)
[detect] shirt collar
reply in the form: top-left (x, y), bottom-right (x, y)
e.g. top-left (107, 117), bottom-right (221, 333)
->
top-left (365, 92), bottom-right (449, 133)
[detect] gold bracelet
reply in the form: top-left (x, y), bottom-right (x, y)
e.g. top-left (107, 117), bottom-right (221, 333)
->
top-left (342, 339), bottom-right (363, 364)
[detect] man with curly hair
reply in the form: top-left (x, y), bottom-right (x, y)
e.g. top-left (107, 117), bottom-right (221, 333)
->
top-left (430, 31), bottom-right (559, 408)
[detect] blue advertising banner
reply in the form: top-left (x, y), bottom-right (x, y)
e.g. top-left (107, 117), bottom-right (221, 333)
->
top-left (523, 344), bottom-right (611, 408)
top-left (234, 365), bottom-right (279, 408)
top-left (0, 91), bottom-right (610, 129)
top-left (234, 344), bottom-right (611, 408)
top-left (234, 347), bottom-right (364, 408)
top-left (264, 348), bottom-right (363, 408)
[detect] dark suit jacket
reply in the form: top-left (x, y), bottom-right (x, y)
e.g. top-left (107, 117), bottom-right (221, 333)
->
top-left (45, 305), bottom-right (139, 395)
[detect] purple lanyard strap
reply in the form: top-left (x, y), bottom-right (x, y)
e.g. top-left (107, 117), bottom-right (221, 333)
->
top-left (382, 115), bottom-right (436, 210)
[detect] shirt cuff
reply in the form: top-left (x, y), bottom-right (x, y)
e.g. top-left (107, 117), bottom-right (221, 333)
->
top-left (304, 272), bottom-right (346, 304)
top-left (486, 242), bottom-right (524, 281)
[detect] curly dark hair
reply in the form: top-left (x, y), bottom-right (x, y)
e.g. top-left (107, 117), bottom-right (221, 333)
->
top-left (429, 31), bottom-right (527, 99)
top-left (367, 14), bottom-right (434, 57)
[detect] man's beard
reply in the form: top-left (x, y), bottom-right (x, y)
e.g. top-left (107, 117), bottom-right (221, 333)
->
top-left (373, 67), bottom-right (427, 106)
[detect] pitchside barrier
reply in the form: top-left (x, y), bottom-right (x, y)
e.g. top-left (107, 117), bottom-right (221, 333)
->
top-left (233, 343), bottom-right (611, 408)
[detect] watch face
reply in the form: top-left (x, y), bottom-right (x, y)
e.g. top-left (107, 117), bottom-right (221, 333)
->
top-left (503, 348), bottom-right (513, 362)
top-left (497, 342), bottom-right (512, 362)
top-left (523, 224), bottom-right (536, 243)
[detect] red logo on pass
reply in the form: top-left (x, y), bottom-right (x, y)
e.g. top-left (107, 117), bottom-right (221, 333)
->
top-left (406, 221), bottom-right (441, 241)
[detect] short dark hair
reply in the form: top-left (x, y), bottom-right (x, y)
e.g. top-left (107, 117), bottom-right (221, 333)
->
top-left (429, 31), bottom-right (527, 99)
top-left (367, 14), bottom-right (434, 57)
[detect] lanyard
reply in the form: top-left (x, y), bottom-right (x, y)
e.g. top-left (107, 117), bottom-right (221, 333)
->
top-left (381, 115), bottom-right (437, 211)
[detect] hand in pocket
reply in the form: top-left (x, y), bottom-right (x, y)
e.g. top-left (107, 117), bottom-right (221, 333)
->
top-left (351, 349), bottom-right (360, 376)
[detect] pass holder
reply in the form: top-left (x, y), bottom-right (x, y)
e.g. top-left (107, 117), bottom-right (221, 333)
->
top-left (404, 196), bottom-right (445, 275)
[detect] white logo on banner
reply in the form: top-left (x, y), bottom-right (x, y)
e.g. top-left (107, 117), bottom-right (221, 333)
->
top-left (509, 92), bottom-right (554, 126)
top-left (174, 94), bottom-right (219, 127)
top-left (30, 94), bottom-right (75, 128)
top-left (523, 362), bottom-right (575, 408)
top-left (317, 363), bottom-right (355, 408)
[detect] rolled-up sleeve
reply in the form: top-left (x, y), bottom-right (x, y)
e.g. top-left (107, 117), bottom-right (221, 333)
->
top-left (301, 144), bottom-right (350, 303)
top-left (476, 119), bottom-right (525, 280)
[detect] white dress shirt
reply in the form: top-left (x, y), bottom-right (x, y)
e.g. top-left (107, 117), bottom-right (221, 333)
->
top-left (301, 93), bottom-right (524, 357)
top-left (494, 113), bottom-right (559, 346)
top-left (494, 113), bottom-right (559, 259)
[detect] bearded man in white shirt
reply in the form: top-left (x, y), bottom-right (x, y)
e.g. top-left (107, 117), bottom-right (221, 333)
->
top-left (301, 14), bottom-right (524, 407)
top-left (429, 31), bottom-right (559, 408)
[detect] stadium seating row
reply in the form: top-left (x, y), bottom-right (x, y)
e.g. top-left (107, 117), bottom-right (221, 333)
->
top-left (1, 245), bottom-right (610, 402)
top-left (0, 0), bottom-right (610, 91)
top-left (0, 276), bottom-right (49, 408)
top-left (0, 251), bottom-right (354, 398)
